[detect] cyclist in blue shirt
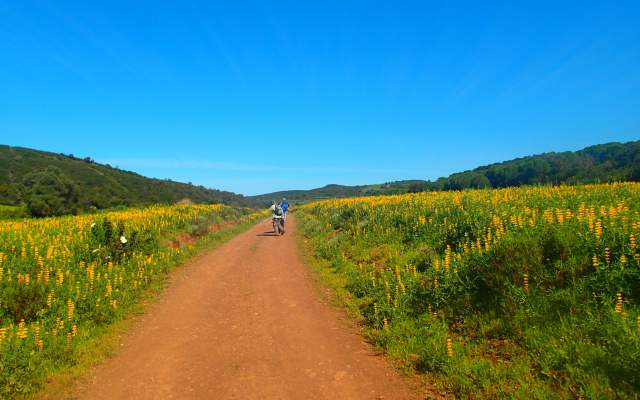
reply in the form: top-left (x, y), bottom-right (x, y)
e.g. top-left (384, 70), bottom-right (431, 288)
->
top-left (279, 198), bottom-right (290, 225)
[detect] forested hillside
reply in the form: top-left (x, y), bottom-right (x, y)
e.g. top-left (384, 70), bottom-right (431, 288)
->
top-left (0, 145), bottom-right (251, 214)
top-left (437, 140), bottom-right (640, 190)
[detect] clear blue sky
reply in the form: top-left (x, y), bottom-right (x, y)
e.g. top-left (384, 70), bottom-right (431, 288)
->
top-left (1, 1), bottom-right (639, 195)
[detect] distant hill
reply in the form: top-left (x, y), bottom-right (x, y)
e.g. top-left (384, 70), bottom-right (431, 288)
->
top-left (437, 140), bottom-right (640, 190)
top-left (249, 181), bottom-right (428, 207)
top-left (248, 140), bottom-right (640, 205)
top-left (0, 145), bottom-right (251, 210)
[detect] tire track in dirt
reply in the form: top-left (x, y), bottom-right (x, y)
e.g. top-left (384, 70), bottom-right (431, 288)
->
top-left (75, 216), bottom-right (416, 399)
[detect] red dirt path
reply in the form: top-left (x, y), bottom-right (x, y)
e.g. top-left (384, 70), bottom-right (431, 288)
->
top-left (75, 216), bottom-right (417, 399)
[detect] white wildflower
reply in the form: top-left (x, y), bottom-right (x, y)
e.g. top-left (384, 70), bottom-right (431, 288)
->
top-left (120, 236), bottom-right (127, 244)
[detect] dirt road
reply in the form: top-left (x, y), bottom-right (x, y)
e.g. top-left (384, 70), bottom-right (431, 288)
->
top-left (76, 216), bottom-right (415, 399)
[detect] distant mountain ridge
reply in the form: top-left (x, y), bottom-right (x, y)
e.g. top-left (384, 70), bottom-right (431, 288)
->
top-left (250, 140), bottom-right (640, 205)
top-left (0, 145), bottom-right (251, 209)
top-left (2, 140), bottom-right (638, 212)
top-left (247, 181), bottom-right (427, 206)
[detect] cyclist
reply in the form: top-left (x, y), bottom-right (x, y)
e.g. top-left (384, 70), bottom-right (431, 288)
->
top-left (269, 201), bottom-right (284, 234)
top-left (279, 197), bottom-right (290, 225)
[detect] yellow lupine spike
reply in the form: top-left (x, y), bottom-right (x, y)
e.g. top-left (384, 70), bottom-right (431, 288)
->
top-left (615, 292), bottom-right (623, 313)
top-left (17, 319), bottom-right (27, 339)
top-left (66, 299), bottom-right (75, 322)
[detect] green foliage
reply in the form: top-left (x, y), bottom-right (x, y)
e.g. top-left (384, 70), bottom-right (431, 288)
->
top-left (1, 282), bottom-right (48, 323)
top-left (86, 218), bottom-right (159, 264)
top-left (22, 166), bottom-right (79, 217)
top-left (444, 172), bottom-right (491, 190)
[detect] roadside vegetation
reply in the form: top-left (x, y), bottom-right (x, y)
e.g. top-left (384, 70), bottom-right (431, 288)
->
top-left (0, 204), bottom-right (262, 398)
top-left (298, 183), bottom-right (640, 398)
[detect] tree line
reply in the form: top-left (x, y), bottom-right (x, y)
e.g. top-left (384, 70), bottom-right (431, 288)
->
top-left (405, 141), bottom-right (640, 192)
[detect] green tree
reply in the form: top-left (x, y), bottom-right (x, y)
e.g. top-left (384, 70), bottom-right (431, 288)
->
top-left (444, 172), bottom-right (491, 190)
top-left (0, 183), bottom-right (20, 204)
top-left (22, 166), bottom-right (79, 217)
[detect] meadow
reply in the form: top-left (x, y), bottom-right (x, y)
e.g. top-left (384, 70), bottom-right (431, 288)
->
top-left (0, 204), bottom-right (259, 397)
top-left (298, 183), bottom-right (640, 399)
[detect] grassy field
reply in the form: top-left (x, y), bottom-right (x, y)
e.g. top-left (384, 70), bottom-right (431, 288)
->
top-left (0, 204), bottom-right (262, 398)
top-left (0, 205), bottom-right (29, 220)
top-left (298, 183), bottom-right (640, 399)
